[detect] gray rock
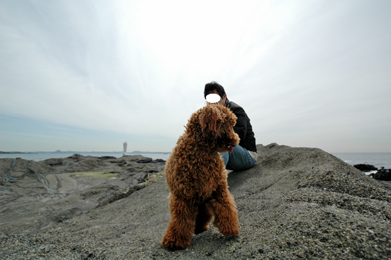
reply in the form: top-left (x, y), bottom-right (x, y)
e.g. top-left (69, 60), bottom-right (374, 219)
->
top-left (43, 158), bottom-right (63, 166)
top-left (1, 144), bottom-right (390, 259)
top-left (0, 154), bottom-right (166, 235)
top-left (121, 154), bottom-right (152, 161)
top-left (137, 158), bottom-right (153, 163)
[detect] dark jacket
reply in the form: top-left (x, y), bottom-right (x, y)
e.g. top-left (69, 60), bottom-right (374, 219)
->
top-left (225, 100), bottom-right (257, 152)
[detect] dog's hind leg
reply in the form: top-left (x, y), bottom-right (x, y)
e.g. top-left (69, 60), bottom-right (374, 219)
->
top-left (162, 194), bottom-right (197, 250)
top-left (210, 186), bottom-right (239, 236)
top-left (194, 202), bottom-right (213, 234)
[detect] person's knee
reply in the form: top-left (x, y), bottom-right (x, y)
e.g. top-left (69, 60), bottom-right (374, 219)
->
top-left (226, 148), bottom-right (256, 171)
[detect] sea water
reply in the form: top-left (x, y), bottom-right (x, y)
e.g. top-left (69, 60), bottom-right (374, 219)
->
top-left (0, 152), bottom-right (171, 162)
top-left (332, 153), bottom-right (391, 169)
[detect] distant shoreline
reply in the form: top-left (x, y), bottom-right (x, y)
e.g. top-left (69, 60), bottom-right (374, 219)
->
top-left (0, 151), bottom-right (26, 154)
top-left (0, 151), bottom-right (172, 162)
top-left (0, 151), bottom-right (171, 155)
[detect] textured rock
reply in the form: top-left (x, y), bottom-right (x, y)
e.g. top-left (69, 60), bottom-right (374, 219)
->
top-left (1, 144), bottom-right (390, 259)
top-left (354, 164), bottom-right (378, 172)
top-left (0, 154), bottom-right (166, 234)
top-left (370, 167), bottom-right (391, 181)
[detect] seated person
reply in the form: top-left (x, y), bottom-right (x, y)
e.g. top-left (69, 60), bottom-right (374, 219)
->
top-left (204, 81), bottom-right (257, 171)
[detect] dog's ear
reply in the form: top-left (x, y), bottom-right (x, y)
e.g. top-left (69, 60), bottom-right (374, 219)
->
top-left (199, 105), bottom-right (223, 137)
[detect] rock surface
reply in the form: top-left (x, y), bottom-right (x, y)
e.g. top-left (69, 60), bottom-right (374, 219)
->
top-left (0, 154), bottom-right (165, 234)
top-left (370, 167), bottom-right (391, 181)
top-left (1, 144), bottom-right (391, 259)
top-left (354, 164), bottom-right (378, 172)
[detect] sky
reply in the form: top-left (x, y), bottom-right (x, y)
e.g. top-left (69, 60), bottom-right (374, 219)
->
top-left (1, 0), bottom-right (390, 153)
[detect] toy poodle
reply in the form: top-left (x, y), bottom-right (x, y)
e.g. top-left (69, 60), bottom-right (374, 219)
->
top-left (162, 104), bottom-right (240, 250)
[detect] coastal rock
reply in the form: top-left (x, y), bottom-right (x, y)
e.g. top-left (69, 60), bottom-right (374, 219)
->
top-left (122, 154), bottom-right (152, 161)
top-left (370, 167), bottom-right (391, 181)
top-left (0, 154), bottom-right (166, 234)
top-left (99, 156), bottom-right (116, 160)
top-left (1, 145), bottom-right (390, 259)
top-left (354, 164), bottom-right (378, 172)
top-left (137, 158), bottom-right (153, 163)
top-left (43, 158), bottom-right (63, 166)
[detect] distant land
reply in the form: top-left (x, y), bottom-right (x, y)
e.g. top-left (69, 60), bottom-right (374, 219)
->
top-left (0, 150), bottom-right (170, 155)
top-left (0, 151), bottom-right (26, 154)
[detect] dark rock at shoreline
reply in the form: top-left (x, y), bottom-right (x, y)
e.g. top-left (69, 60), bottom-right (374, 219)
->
top-left (137, 158), bottom-right (153, 163)
top-left (43, 158), bottom-right (64, 166)
top-left (354, 164), bottom-right (378, 172)
top-left (99, 156), bottom-right (117, 160)
top-left (370, 167), bottom-right (391, 181)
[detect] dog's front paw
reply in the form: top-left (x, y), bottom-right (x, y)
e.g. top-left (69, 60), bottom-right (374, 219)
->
top-left (221, 227), bottom-right (239, 237)
top-left (216, 222), bottom-right (239, 237)
top-left (162, 234), bottom-right (190, 250)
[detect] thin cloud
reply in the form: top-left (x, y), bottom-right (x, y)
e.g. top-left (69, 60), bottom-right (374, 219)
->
top-left (1, 0), bottom-right (390, 152)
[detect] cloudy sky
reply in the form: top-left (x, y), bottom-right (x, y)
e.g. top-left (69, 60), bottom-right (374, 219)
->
top-left (1, 0), bottom-right (390, 153)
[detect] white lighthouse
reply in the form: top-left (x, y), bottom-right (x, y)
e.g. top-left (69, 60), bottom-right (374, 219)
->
top-left (123, 142), bottom-right (127, 155)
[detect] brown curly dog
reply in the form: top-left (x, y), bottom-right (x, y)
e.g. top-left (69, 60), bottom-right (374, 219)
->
top-left (162, 104), bottom-right (240, 250)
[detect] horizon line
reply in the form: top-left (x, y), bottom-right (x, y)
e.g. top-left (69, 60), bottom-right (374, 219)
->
top-left (0, 150), bottom-right (171, 154)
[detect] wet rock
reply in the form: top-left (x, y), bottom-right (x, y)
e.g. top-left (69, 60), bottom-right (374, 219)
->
top-left (137, 158), bottom-right (153, 163)
top-left (354, 164), bottom-right (378, 172)
top-left (370, 167), bottom-right (391, 181)
top-left (67, 154), bottom-right (83, 161)
top-left (121, 154), bottom-right (151, 161)
top-left (99, 156), bottom-right (116, 160)
top-left (117, 160), bottom-right (128, 166)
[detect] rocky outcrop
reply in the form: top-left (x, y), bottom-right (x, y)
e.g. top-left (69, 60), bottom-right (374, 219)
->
top-left (0, 154), bottom-right (166, 234)
top-left (1, 144), bottom-right (390, 259)
top-left (370, 167), bottom-right (391, 181)
top-left (354, 163), bottom-right (378, 172)
top-left (353, 164), bottom-right (391, 182)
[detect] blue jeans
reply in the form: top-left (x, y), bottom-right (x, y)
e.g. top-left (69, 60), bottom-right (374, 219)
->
top-left (221, 145), bottom-right (256, 171)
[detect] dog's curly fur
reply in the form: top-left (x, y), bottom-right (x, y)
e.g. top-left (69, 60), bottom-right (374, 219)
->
top-left (162, 104), bottom-right (240, 250)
